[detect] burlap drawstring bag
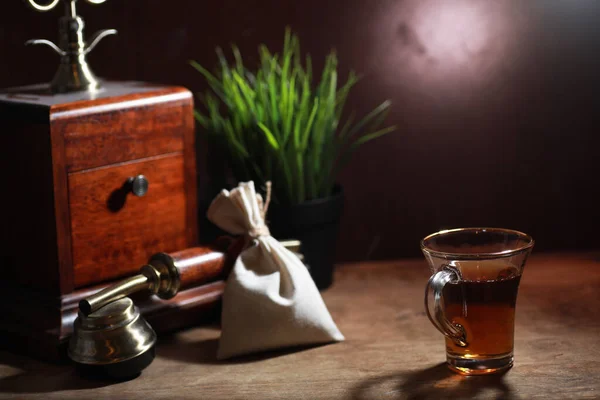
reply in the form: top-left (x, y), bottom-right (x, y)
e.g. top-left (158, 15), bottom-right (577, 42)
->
top-left (207, 181), bottom-right (344, 360)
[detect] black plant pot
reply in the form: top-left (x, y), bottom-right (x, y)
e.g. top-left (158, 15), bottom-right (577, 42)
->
top-left (267, 186), bottom-right (344, 290)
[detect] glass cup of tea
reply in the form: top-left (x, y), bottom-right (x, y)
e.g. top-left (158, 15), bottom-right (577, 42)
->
top-left (421, 228), bottom-right (534, 375)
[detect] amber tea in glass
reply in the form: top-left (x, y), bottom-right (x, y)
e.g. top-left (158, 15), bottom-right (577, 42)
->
top-left (421, 228), bottom-right (534, 375)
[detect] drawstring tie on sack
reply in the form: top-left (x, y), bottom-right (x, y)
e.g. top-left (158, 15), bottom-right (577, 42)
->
top-left (248, 181), bottom-right (272, 239)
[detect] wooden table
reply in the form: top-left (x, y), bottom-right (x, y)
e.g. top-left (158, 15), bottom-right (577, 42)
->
top-left (0, 252), bottom-right (598, 399)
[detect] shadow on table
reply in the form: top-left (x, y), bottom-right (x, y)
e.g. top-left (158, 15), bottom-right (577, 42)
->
top-left (157, 336), bottom-right (330, 365)
top-left (0, 351), bottom-right (116, 394)
top-left (351, 363), bottom-right (517, 400)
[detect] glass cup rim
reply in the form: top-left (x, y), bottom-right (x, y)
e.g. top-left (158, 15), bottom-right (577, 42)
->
top-left (420, 227), bottom-right (535, 260)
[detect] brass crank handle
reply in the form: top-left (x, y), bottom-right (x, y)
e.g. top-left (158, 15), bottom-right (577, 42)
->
top-left (79, 237), bottom-right (245, 316)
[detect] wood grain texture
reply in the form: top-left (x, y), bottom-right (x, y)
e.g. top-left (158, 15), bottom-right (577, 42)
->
top-left (181, 99), bottom-right (198, 246)
top-left (69, 154), bottom-right (188, 288)
top-left (169, 247), bottom-right (229, 290)
top-left (58, 91), bottom-right (188, 172)
top-left (164, 238), bottom-right (243, 291)
top-left (0, 82), bottom-right (202, 362)
top-left (0, 82), bottom-right (198, 295)
top-left (0, 252), bottom-right (598, 399)
top-left (50, 117), bottom-right (74, 294)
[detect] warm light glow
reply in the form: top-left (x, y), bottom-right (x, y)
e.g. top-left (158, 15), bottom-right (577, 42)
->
top-left (373, 0), bottom-right (515, 89)
top-left (413, 1), bottom-right (494, 66)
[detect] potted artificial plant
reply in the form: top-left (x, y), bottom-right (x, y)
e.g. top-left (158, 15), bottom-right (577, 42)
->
top-left (191, 29), bottom-right (396, 289)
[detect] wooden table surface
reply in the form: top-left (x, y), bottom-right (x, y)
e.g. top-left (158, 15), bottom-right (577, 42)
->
top-left (0, 252), bottom-right (599, 399)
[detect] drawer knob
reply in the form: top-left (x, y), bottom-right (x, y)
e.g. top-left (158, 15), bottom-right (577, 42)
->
top-left (128, 175), bottom-right (149, 197)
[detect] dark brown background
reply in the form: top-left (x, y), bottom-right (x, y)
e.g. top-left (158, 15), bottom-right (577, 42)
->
top-left (1, 0), bottom-right (598, 261)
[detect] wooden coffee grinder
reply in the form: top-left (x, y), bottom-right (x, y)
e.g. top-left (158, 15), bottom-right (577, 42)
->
top-left (0, 0), bottom-right (230, 360)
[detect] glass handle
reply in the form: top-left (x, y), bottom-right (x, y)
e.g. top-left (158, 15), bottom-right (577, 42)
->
top-left (424, 266), bottom-right (468, 347)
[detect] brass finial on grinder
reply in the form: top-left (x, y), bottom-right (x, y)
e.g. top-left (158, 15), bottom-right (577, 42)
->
top-left (23, 0), bottom-right (117, 93)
